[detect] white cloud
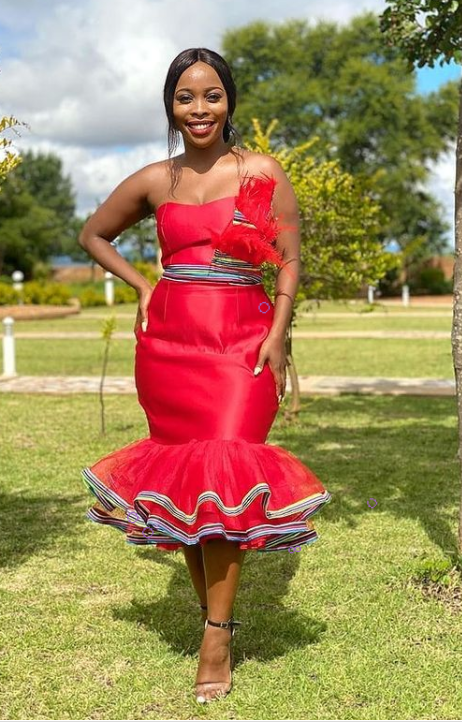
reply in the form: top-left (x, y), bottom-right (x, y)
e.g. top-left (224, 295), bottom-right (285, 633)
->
top-left (426, 145), bottom-right (456, 248)
top-left (9, 135), bottom-right (168, 216)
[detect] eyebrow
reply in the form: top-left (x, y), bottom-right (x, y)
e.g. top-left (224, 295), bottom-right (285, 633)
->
top-left (175, 86), bottom-right (223, 93)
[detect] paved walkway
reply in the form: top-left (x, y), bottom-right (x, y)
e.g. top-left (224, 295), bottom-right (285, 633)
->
top-left (0, 374), bottom-right (455, 396)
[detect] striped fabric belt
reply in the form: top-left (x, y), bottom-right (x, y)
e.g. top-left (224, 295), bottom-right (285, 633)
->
top-left (161, 250), bottom-right (263, 286)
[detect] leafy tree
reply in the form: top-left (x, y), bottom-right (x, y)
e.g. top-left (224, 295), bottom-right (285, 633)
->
top-left (249, 119), bottom-right (396, 410)
top-left (0, 151), bottom-right (80, 278)
top-left (0, 174), bottom-right (63, 278)
top-left (379, 0), bottom-right (462, 554)
top-left (0, 115), bottom-right (26, 189)
top-left (222, 11), bottom-right (458, 273)
top-left (117, 214), bottom-right (158, 262)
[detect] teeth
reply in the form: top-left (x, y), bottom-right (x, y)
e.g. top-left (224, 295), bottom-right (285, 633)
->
top-left (189, 123), bottom-right (213, 129)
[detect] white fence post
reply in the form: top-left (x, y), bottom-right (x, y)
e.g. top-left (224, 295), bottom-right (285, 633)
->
top-left (367, 285), bottom-right (375, 304)
top-left (12, 270), bottom-right (24, 305)
top-left (402, 284), bottom-right (410, 307)
top-left (105, 271), bottom-right (114, 306)
top-left (2, 316), bottom-right (16, 377)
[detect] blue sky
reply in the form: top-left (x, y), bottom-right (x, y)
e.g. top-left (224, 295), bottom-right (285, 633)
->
top-left (416, 59), bottom-right (461, 94)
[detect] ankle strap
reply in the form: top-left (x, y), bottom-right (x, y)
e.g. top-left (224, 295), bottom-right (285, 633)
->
top-left (205, 616), bottom-right (242, 635)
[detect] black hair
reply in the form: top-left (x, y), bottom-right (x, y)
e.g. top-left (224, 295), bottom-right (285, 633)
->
top-left (162, 47), bottom-right (243, 193)
top-left (163, 47), bottom-right (241, 154)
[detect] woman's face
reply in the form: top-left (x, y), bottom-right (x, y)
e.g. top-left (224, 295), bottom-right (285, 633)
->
top-left (173, 61), bottom-right (229, 147)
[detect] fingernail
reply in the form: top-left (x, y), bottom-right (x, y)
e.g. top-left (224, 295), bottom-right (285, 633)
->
top-left (254, 367), bottom-right (262, 375)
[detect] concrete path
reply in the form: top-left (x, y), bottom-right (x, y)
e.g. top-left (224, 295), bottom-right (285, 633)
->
top-left (0, 374), bottom-right (455, 397)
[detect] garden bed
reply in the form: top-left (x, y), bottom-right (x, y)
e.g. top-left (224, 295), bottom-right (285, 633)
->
top-left (0, 299), bottom-right (81, 320)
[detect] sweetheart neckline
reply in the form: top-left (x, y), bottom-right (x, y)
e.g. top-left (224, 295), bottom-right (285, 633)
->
top-left (155, 195), bottom-right (235, 215)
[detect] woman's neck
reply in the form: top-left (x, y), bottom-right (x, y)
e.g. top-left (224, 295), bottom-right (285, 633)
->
top-left (181, 138), bottom-right (232, 173)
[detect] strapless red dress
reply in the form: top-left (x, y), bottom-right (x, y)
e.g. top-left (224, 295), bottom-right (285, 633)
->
top-left (81, 174), bottom-right (332, 552)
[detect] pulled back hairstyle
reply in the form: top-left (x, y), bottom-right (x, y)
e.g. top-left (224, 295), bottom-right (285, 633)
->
top-left (163, 47), bottom-right (242, 193)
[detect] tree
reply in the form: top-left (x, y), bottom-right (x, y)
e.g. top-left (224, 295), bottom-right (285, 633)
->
top-left (0, 115), bottom-right (26, 190)
top-left (0, 150), bottom-right (80, 278)
top-left (222, 11), bottom-right (458, 275)
top-left (249, 119), bottom-right (396, 411)
top-left (117, 215), bottom-right (158, 262)
top-left (379, 0), bottom-right (462, 554)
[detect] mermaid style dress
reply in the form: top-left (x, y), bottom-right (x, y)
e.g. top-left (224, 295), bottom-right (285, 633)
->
top-left (80, 173), bottom-right (332, 552)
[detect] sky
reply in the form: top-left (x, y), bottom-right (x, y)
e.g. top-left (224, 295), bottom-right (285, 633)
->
top-left (0, 0), bottom-right (460, 249)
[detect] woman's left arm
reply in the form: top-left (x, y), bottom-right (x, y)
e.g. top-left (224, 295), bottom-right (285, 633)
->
top-left (253, 157), bottom-right (300, 403)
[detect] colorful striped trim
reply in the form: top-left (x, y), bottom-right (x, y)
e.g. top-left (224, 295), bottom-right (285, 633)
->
top-left (233, 207), bottom-right (259, 228)
top-left (162, 250), bottom-right (263, 285)
top-left (81, 467), bottom-right (332, 552)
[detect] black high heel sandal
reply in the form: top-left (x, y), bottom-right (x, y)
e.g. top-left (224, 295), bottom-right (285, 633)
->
top-left (195, 615), bottom-right (242, 704)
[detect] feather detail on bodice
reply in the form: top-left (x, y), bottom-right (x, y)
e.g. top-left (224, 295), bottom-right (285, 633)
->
top-left (207, 173), bottom-right (288, 267)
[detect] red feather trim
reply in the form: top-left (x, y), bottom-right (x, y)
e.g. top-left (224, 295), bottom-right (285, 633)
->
top-left (207, 173), bottom-right (291, 267)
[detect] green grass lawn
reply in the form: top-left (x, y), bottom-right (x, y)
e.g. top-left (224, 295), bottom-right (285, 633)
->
top-left (0, 392), bottom-right (460, 720)
top-left (13, 312), bottom-right (452, 334)
top-left (64, 299), bottom-right (452, 315)
top-left (295, 315), bottom-right (451, 332)
top-left (0, 298), bottom-right (454, 378)
top-left (9, 336), bottom-right (453, 378)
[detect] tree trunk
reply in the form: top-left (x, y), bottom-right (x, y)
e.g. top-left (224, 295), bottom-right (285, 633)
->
top-left (451, 75), bottom-right (462, 555)
top-left (285, 319), bottom-right (301, 414)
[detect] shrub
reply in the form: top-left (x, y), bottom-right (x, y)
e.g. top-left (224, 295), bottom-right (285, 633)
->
top-left (32, 260), bottom-right (53, 282)
top-left (0, 281), bottom-right (72, 305)
top-left (114, 285), bottom-right (138, 304)
top-left (22, 281), bottom-right (72, 305)
top-left (411, 266), bottom-right (452, 295)
top-left (0, 282), bottom-right (20, 305)
top-left (79, 288), bottom-right (107, 307)
top-left (132, 261), bottom-right (159, 286)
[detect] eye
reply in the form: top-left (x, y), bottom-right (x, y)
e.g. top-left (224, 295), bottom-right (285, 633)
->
top-left (207, 94), bottom-right (222, 101)
top-left (177, 95), bottom-right (191, 103)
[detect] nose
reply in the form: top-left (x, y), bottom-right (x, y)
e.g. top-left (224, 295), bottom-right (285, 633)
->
top-left (191, 98), bottom-right (209, 116)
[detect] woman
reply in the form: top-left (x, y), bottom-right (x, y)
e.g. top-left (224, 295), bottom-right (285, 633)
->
top-left (79, 47), bottom-right (332, 704)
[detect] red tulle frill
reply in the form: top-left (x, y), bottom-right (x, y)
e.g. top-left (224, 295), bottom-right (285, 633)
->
top-left (81, 436), bottom-right (332, 553)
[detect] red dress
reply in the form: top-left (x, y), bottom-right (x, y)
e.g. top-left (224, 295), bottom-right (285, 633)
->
top-left (81, 174), bottom-right (332, 551)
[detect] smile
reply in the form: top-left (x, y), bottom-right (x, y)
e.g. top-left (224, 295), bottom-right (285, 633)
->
top-left (186, 121), bottom-right (216, 136)
top-left (187, 121), bottom-right (215, 128)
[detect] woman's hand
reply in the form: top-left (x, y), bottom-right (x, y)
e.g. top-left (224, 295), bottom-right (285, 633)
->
top-left (134, 284), bottom-right (155, 336)
top-left (253, 331), bottom-right (287, 403)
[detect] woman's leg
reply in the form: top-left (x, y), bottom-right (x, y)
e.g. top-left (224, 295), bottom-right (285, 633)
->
top-left (182, 543), bottom-right (208, 621)
top-left (195, 539), bottom-right (246, 701)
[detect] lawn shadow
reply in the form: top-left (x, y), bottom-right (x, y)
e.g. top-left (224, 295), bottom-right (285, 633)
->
top-left (113, 393), bottom-right (458, 664)
top-left (282, 394), bottom-right (458, 556)
top-left (113, 545), bottom-right (325, 664)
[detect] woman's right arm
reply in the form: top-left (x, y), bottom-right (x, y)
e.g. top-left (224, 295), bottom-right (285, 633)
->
top-left (78, 168), bottom-right (153, 295)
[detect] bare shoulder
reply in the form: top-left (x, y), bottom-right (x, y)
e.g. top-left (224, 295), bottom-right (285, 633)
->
top-left (237, 148), bottom-right (286, 182)
top-left (142, 157), bottom-right (184, 208)
top-left (79, 158), bottom-right (173, 244)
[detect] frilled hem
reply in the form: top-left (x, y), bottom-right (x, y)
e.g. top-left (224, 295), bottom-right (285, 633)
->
top-left (80, 437), bottom-right (332, 552)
